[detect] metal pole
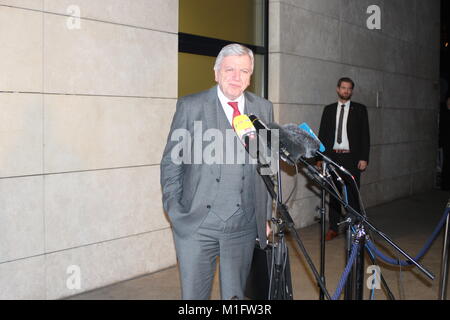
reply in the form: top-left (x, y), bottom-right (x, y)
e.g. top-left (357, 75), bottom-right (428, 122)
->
top-left (439, 202), bottom-right (450, 300)
top-left (354, 226), bottom-right (365, 300)
top-left (344, 224), bottom-right (365, 300)
top-left (319, 162), bottom-right (327, 300)
top-left (344, 222), bottom-right (354, 300)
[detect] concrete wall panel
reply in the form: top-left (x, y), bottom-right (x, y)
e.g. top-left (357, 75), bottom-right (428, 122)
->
top-left (341, 22), bottom-right (385, 70)
top-left (0, 176), bottom-right (44, 263)
top-left (44, 166), bottom-right (168, 252)
top-left (416, 0), bottom-right (441, 49)
top-left (368, 108), bottom-right (383, 146)
top-left (383, 0), bottom-right (417, 43)
top-left (45, 229), bottom-right (176, 299)
top-left (383, 73), bottom-right (414, 109)
top-left (273, 0), bottom-right (341, 19)
top-left (43, 13), bottom-right (177, 97)
top-left (44, 95), bottom-right (176, 173)
top-left (383, 37), bottom-right (416, 76)
top-left (278, 54), bottom-right (343, 105)
top-left (43, 0), bottom-right (178, 33)
top-left (0, 6), bottom-right (42, 92)
top-left (279, 3), bottom-right (340, 61)
top-left (0, 93), bottom-right (43, 177)
top-left (0, 1), bottom-right (43, 10)
top-left (0, 256), bottom-right (46, 300)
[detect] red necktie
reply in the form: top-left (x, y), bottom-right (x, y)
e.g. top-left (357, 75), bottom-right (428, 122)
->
top-left (228, 102), bottom-right (241, 127)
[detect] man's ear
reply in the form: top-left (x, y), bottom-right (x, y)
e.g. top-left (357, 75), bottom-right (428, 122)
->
top-left (214, 70), bottom-right (219, 82)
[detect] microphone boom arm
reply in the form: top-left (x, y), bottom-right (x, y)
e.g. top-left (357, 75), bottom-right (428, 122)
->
top-left (296, 157), bottom-right (435, 281)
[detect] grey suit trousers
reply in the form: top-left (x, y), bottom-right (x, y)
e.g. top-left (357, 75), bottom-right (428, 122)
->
top-left (173, 209), bottom-right (257, 300)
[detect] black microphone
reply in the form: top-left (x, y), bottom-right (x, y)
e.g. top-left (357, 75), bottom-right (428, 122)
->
top-left (293, 122), bottom-right (354, 179)
top-left (266, 123), bottom-right (303, 164)
top-left (248, 114), bottom-right (269, 131)
top-left (248, 114), bottom-right (272, 151)
top-left (249, 114), bottom-right (298, 164)
top-left (248, 116), bottom-right (291, 164)
top-left (279, 124), bottom-right (321, 159)
top-left (248, 114), bottom-right (278, 164)
top-left (233, 115), bottom-right (274, 167)
top-left (248, 115), bottom-right (320, 164)
top-left (248, 117), bottom-right (334, 187)
top-left (299, 123), bottom-right (355, 182)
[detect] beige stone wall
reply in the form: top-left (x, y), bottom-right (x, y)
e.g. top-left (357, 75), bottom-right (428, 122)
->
top-left (0, 1), bottom-right (178, 299)
top-left (269, 0), bottom-right (441, 228)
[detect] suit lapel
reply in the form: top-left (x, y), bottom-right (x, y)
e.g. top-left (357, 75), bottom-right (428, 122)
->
top-left (329, 102), bottom-right (338, 136)
top-left (244, 91), bottom-right (257, 116)
top-left (202, 86), bottom-right (220, 176)
top-left (347, 101), bottom-right (355, 132)
top-left (203, 86), bottom-right (219, 130)
top-left (244, 91), bottom-right (258, 179)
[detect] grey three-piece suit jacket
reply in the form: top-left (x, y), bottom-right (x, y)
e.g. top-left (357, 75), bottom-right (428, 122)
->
top-left (160, 86), bottom-right (274, 248)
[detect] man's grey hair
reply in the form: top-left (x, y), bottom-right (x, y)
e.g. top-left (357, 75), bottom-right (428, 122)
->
top-left (213, 43), bottom-right (254, 73)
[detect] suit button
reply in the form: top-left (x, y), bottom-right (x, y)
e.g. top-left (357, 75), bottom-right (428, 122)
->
top-left (242, 176), bottom-right (245, 180)
top-left (240, 189), bottom-right (244, 193)
top-left (206, 205), bottom-right (211, 209)
top-left (236, 204), bottom-right (240, 207)
top-left (216, 178), bottom-right (220, 182)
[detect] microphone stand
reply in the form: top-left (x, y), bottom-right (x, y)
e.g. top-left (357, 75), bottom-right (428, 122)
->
top-left (257, 163), bottom-right (332, 300)
top-left (306, 161), bottom-right (393, 299)
top-left (299, 156), bottom-right (436, 283)
top-left (335, 173), bottom-right (363, 300)
top-left (439, 198), bottom-right (450, 300)
top-left (318, 162), bottom-right (327, 300)
top-left (270, 157), bottom-right (294, 300)
top-left (345, 220), bottom-right (365, 300)
top-left (326, 165), bottom-right (359, 299)
top-left (326, 160), bottom-right (395, 299)
top-left (248, 121), bottom-right (431, 299)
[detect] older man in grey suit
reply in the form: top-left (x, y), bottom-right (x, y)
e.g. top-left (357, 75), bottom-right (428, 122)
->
top-left (160, 44), bottom-right (273, 300)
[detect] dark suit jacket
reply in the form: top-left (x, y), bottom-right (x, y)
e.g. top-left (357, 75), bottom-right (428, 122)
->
top-left (318, 101), bottom-right (370, 163)
top-left (439, 105), bottom-right (450, 149)
top-left (160, 86), bottom-right (274, 248)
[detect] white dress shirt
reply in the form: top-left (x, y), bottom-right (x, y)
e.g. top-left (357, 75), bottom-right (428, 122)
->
top-left (333, 100), bottom-right (351, 150)
top-left (217, 86), bottom-right (245, 126)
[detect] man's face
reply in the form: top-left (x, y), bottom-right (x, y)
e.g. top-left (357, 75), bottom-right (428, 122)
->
top-left (215, 54), bottom-right (252, 100)
top-left (336, 81), bottom-right (354, 101)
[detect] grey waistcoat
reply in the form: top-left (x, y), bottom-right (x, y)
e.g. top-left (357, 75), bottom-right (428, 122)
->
top-left (210, 102), bottom-right (255, 221)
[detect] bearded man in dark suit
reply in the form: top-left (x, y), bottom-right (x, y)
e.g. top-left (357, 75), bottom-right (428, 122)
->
top-left (318, 77), bottom-right (370, 241)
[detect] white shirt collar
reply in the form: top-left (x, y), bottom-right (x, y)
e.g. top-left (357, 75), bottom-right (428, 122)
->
top-left (338, 100), bottom-right (351, 108)
top-left (217, 86), bottom-right (245, 124)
